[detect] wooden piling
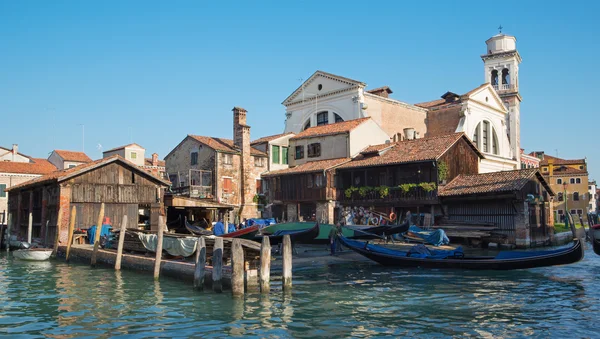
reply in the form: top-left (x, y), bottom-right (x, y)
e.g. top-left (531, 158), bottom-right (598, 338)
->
top-left (90, 203), bottom-right (105, 267)
top-left (260, 236), bottom-right (271, 293)
top-left (65, 206), bottom-right (77, 263)
top-left (0, 224), bottom-right (4, 251)
top-left (193, 236), bottom-right (206, 290)
top-left (51, 208), bottom-right (63, 258)
top-left (5, 213), bottom-right (11, 252)
top-left (44, 220), bottom-right (50, 247)
top-left (153, 216), bottom-right (165, 280)
top-left (114, 215), bottom-right (128, 270)
top-left (231, 238), bottom-right (244, 296)
top-left (212, 237), bottom-right (224, 293)
top-left (27, 211), bottom-right (33, 244)
top-left (282, 234), bottom-right (292, 291)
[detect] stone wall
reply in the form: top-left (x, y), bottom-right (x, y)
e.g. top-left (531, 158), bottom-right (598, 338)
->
top-left (286, 204), bottom-right (298, 222)
top-left (316, 201), bottom-right (335, 224)
top-left (514, 201), bottom-right (531, 248)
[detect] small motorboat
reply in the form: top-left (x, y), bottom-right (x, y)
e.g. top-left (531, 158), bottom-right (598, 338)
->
top-left (222, 225), bottom-right (260, 240)
top-left (184, 217), bottom-right (213, 236)
top-left (13, 248), bottom-right (53, 261)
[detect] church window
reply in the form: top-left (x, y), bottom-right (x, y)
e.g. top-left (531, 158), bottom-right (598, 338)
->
top-left (492, 129), bottom-right (499, 155)
top-left (491, 70), bottom-right (499, 85)
top-left (318, 84), bottom-right (323, 91)
top-left (303, 119), bottom-right (311, 131)
top-left (473, 122), bottom-right (480, 147)
top-left (482, 121), bottom-right (489, 153)
top-left (334, 113), bottom-right (344, 123)
top-left (502, 68), bottom-right (510, 84)
top-left (317, 111), bottom-right (328, 126)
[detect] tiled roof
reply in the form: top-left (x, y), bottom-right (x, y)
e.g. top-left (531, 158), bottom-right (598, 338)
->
top-left (0, 158), bottom-right (57, 175)
top-left (104, 143), bottom-right (145, 153)
top-left (289, 118), bottom-right (370, 141)
top-left (360, 143), bottom-right (395, 155)
top-left (537, 154), bottom-right (585, 166)
top-left (7, 155), bottom-right (170, 191)
top-left (366, 86), bottom-right (393, 94)
top-left (251, 133), bottom-right (294, 145)
top-left (53, 150), bottom-right (92, 163)
top-left (439, 168), bottom-right (553, 197)
top-left (0, 146), bottom-right (30, 158)
top-left (546, 166), bottom-right (588, 176)
top-left (337, 133), bottom-right (483, 170)
top-left (189, 135), bottom-right (267, 157)
top-left (144, 158), bottom-right (166, 167)
top-left (414, 83), bottom-right (489, 109)
top-left (262, 158), bottom-right (351, 177)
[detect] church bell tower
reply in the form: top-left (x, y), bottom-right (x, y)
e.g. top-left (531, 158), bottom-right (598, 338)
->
top-left (481, 29), bottom-right (522, 164)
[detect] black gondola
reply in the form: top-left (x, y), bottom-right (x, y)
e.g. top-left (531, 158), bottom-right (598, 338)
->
top-left (590, 224), bottom-right (600, 256)
top-left (338, 235), bottom-right (584, 270)
top-left (347, 222), bottom-right (410, 240)
top-left (257, 222), bottom-right (320, 246)
top-left (184, 217), bottom-right (213, 236)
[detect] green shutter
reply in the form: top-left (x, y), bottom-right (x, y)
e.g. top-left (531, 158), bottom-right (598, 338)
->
top-left (0, 184), bottom-right (6, 198)
top-left (282, 147), bottom-right (288, 165)
top-left (272, 145), bottom-right (280, 164)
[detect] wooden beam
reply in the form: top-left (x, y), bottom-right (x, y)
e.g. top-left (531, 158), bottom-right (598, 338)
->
top-left (282, 234), bottom-right (292, 291)
top-left (231, 238), bottom-right (244, 296)
top-left (153, 215), bottom-right (165, 280)
top-left (194, 236), bottom-right (206, 290)
top-left (260, 236), bottom-right (271, 294)
top-left (90, 203), bottom-right (105, 267)
top-left (65, 206), bottom-right (77, 262)
top-left (115, 215), bottom-right (128, 270)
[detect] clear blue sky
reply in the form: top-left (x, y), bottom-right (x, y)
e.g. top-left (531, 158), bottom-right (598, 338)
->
top-left (1, 1), bottom-right (599, 179)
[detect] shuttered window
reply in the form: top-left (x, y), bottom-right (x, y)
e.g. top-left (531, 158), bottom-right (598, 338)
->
top-left (272, 145), bottom-right (280, 164)
top-left (256, 179), bottom-right (262, 194)
top-left (0, 184), bottom-right (6, 198)
top-left (282, 147), bottom-right (289, 165)
top-left (223, 177), bottom-right (232, 194)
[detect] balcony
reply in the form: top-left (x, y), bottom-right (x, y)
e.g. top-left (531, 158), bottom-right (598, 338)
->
top-left (272, 187), bottom-right (327, 202)
top-left (170, 185), bottom-right (213, 199)
top-left (493, 83), bottom-right (516, 92)
top-left (338, 185), bottom-right (438, 206)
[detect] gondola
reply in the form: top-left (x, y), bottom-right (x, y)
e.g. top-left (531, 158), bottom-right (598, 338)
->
top-left (222, 225), bottom-right (260, 240)
top-left (590, 224), bottom-right (600, 256)
top-left (184, 218), bottom-right (213, 236)
top-left (347, 222), bottom-right (410, 240)
top-left (338, 235), bottom-right (584, 270)
top-left (256, 222), bottom-right (320, 246)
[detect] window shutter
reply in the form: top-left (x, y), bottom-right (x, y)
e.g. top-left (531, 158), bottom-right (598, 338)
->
top-left (256, 179), bottom-right (262, 194)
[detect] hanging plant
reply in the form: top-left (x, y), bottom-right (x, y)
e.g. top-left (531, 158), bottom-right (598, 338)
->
top-left (345, 186), bottom-right (358, 198)
top-left (377, 185), bottom-right (390, 198)
top-left (358, 186), bottom-right (373, 197)
top-left (253, 194), bottom-right (260, 203)
top-left (437, 161), bottom-right (448, 183)
top-left (399, 183), bottom-right (417, 193)
top-left (419, 182), bottom-right (437, 192)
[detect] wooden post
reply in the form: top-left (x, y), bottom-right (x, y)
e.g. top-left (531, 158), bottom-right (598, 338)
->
top-left (44, 220), bottom-right (50, 247)
top-left (0, 224), bottom-right (4, 251)
top-left (115, 215), bottom-right (128, 270)
top-left (51, 206), bottom-right (63, 258)
top-left (90, 203), bottom-right (105, 267)
top-left (282, 234), bottom-right (292, 291)
top-left (231, 239), bottom-right (244, 296)
top-left (27, 211), bottom-right (33, 244)
top-left (212, 237), bottom-right (224, 293)
top-left (260, 236), bottom-right (271, 293)
top-left (153, 215), bottom-right (165, 280)
top-left (193, 236), bottom-right (206, 290)
top-left (5, 213), bottom-right (11, 252)
top-left (65, 206), bottom-right (77, 263)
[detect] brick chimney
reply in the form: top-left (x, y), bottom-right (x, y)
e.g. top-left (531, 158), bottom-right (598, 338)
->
top-left (232, 107), bottom-right (255, 219)
top-left (12, 144), bottom-right (18, 161)
top-left (151, 153), bottom-right (159, 166)
top-left (366, 86), bottom-right (393, 98)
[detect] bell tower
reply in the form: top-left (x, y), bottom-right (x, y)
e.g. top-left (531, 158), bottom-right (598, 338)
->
top-left (481, 28), bottom-right (522, 164)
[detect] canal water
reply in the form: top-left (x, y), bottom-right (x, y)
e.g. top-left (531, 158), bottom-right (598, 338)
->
top-left (1, 248), bottom-right (599, 339)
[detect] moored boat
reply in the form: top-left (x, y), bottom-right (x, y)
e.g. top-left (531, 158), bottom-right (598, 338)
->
top-left (222, 225), bottom-right (260, 240)
top-left (258, 222), bottom-right (355, 244)
top-left (13, 248), bottom-right (53, 261)
top-left (590, 224), bottom-right (600, 256)
top-left (338, 235), bottom-right (584, 270)
top-left (257, 222), bottom-right (320, 245)
top-left (184, 218), bottom-right (213, 236)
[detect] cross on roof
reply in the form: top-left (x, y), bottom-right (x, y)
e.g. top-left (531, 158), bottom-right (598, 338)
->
top-left (498, 25), bottom-right (503, 33)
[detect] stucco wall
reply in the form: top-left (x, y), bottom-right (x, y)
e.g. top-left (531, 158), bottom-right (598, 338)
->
top-left (0, 173), bottom-right (42, 221)
top-left (348, 119), bottom-right (390, 157)
top-left (289, 134), bottom-right (348, 167)
top-left (364, 93), bottom-right (427, 139)
top-left (165, 138), bottom-right (215, 187)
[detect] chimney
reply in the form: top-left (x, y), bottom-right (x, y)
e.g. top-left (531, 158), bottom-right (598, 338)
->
top-left (232, 106), bottom-right (253, 219)
top-left (12, 144), bottom-right (18, 161)
top-left (233, 106), bottom-right (247, 149)
top-left (403, 128), bottom-right (415, 140)
top-left (151, 153), bottom-right (158, 167)
top-left (366, 86), bottom-right (393, 98)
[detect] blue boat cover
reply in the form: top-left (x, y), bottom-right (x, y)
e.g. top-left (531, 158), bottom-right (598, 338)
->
top-left (214, 222), bottom-right (236, 236)
top-left (87, 224), bottom-right (112, 245)
top-left (407, 225), bottom-right (450, 247)
top-left (248, 218), bottom-right (276, 228)
top-left (341, 237), bottom-right (462, 259)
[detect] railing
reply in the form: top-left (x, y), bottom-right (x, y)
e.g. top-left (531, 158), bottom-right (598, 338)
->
top-left (338, 186), bottom-right (438, 203)
top-left (272, 187), bottom-right (327, 202)
top-left (170, 185), bottom-right (213, 199)
top-left (493, 84), bottom-right (516, 92)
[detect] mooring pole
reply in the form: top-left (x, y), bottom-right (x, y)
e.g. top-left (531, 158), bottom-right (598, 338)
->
top-left (5, 213), bottom-right (11, 252)
top-left (282, 234), bottom-right (292, 291)
top-left (44, 220), bottom-right (50, 247)
top-left (52, 207), bottom-right (63, 258)
top-left (260, 236), bottom-right (271, 293)
top-left (90, 203), bottom-right (105, 267)
top-left (231, 238), bottom-right (244, 296)
top-left (153, 215), bottom-right (165, 280)
top-left (193, 236), bottom-right (206, 290)
top-left (65, 206), bottom-right (77, 263)
top-left (212, 237), bottom-right (224, 293)
top-left (115, 215), bottom-right (128, 270)
top-left (27, 211), bottom-right (33, 244)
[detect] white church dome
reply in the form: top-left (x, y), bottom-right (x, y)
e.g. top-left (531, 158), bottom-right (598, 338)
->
top-left (485, 34), bottom-right (517, 55)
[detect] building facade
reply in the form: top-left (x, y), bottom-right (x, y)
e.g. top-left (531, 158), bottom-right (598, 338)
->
top-left (588, 180), bottom-right (597, 213)
top-left (48, 150), bottom-right (92, 170)
top-left (520, 149), bottom-right (540, 169)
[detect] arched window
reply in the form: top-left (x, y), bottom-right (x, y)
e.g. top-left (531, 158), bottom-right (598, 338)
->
top-left (316, 111), bottom-right (328, 126)
top-left (502, 68), bottom-right (510, 85)
top-left (473, 120), bottom-right (500, 155)
top-left (573, 192), bottom-right (579, 201)
top-left (558, 192), bottom-right (563, 201)
top-left (303, 119), bottom-right (311, 131)
top-left (482, 121), bottom-right (489, 153)
top-left (473, 122), bottom-right (480, 147)
top-left (491, 70), bottom-right (499, 85)
top-left (334, 113), bottom-right (344, 123)
top-left (492, 129), bottom-right (499, 155)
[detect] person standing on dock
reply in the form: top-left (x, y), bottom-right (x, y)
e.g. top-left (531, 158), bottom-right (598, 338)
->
top-left (329, 222), bottom-right (341, 255)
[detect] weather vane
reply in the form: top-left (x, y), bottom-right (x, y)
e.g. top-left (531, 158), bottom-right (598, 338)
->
top-left (498, 25), bottom-right (503, 33)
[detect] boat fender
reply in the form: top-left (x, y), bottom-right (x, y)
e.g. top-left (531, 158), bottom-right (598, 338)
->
top-left (389, 212), bottom-right (397, 221)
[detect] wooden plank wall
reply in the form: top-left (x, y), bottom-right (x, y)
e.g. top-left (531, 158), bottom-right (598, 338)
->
top-left (446, 200), bottom-right (516, 242)
top-left (438, 138), bottom-right (480, 183)
top-left (72, 202), bottom-right (139, 230)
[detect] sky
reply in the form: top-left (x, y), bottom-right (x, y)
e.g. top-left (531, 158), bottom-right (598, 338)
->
top-left (1, 1), bottom-right (599, 179)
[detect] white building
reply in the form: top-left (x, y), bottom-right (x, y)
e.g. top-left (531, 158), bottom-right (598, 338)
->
top-left (48, 150), bottom-right (92, 170)
top-left (589, 180), bottom-right (597, 213)
top-left (102, 143), bottom-right (147, 166)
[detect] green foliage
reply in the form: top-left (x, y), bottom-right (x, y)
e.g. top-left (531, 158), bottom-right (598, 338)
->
top-left (399, 183), bottom-right (417, 193)
top-left (345, 186), bottom-right (358, 198)
top-left (253, 194), bottom-right (267, 205)
top-left (437, 161), bottom-right (448, 183)
top-left (377, 185), bottom-right (389, 198)
top-left (418, 182), bottom-right (437, 192)
top-left (358, 186), bottom-right (374, 197)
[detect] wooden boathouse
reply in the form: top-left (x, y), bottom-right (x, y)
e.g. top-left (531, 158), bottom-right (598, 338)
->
top-left (6, 155), bottom-right (170, 245)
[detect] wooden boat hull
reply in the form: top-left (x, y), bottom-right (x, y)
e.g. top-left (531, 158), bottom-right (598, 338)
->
top-left (339, 236), bottom-right (584, 270)
top-left (258, 223), bottom-right (320, 246)
top-left (222, 226), bottom-right (259, 240)
top-left (591, 225), bottom-right (600, 256)
top-left (347, 223), bottom-right (410, 240)
top-left (259, 222), bottom-right (355, 244)
top-left (184, 219), bottom-right (212, 236)
top-left (13, 248), bottom-right (53, 261)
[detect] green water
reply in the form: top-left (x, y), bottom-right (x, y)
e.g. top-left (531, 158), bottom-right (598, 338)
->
top-left (1, 247), bottom-right (599, 338)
